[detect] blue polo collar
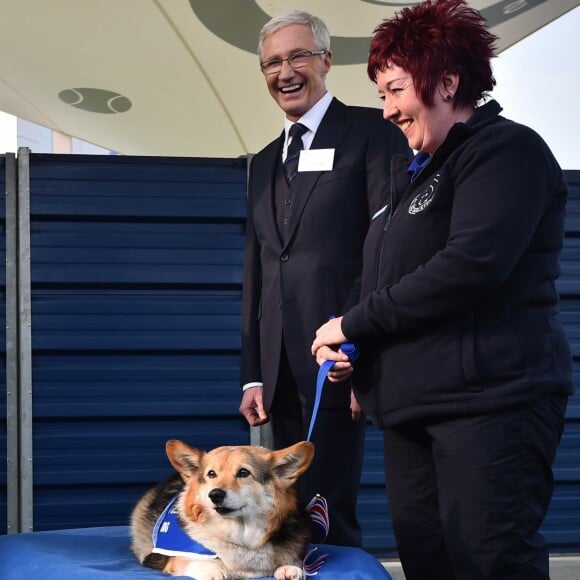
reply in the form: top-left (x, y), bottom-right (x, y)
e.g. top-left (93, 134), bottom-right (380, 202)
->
top-left (407, 151), bottom-right (431, 181)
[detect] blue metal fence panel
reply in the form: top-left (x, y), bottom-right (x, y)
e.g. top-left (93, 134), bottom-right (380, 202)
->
top-left (28, 154), bottom-right (249, 531)
top-left (0, 156), bottom-right (6, 534)
top-left (9, 155), bottom-right (580, 556)
top-left (550, 170), bottom-right (580, 552)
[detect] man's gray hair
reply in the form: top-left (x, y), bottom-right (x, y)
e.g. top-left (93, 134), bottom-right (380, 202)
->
top-left (258, 10), bottom-right (331, 61)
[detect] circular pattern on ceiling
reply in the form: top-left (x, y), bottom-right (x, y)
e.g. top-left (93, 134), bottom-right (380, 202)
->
top-left (58, 88), bottom-right (132, 114)
top-left (188, 0), bottom-right (549, 64)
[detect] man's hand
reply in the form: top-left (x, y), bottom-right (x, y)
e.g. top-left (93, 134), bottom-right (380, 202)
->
top-left (350, 389), bottom-right (363, 421)
top-left (239, 386), bottom-right (270, 426)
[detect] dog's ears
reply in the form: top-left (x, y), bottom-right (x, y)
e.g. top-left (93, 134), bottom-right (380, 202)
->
top-left (165, 439), bottom-right (204, 481)
top-left (270, 441), bottom-right (314, 486)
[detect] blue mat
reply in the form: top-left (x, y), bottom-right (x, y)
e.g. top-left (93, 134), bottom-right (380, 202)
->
top-left (0, 526), bottom-right (391, 579)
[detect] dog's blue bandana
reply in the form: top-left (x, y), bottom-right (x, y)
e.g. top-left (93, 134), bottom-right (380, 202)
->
top-left (151, 496), bottom-right (217, 559)
top-left (150, 494), bottom-right (330, 575)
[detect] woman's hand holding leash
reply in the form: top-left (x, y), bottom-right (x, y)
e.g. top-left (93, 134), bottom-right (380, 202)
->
top-left (311, 316), bottom-right (355, 383)
top-left (308, 317), bottom-right (361, 439)
top-left (312, 316), bottom-right (347, 352)
top-left (313, 345), bottom-right (353, 382)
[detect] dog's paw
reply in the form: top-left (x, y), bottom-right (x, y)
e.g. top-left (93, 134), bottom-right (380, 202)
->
top-left (179, 558), bottom-right (229, 580)
top-left (274, 564), bottom-right (304, 580)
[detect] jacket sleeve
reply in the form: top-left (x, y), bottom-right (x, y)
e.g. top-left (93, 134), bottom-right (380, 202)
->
top-left (240, 158), bottom-right (263, 386)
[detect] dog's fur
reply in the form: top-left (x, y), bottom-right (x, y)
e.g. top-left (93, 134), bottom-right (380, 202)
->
top-left (130, 440), bottom-right (315, 580)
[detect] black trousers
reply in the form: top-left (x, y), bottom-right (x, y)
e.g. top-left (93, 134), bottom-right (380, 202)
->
top-left (383, 395), bottom-right (568, 580)
top-left (270, 345), bottom-right (365, 547)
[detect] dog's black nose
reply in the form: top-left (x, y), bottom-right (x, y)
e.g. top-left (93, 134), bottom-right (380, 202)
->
top-left (209, 488), bottom-right (226, 505)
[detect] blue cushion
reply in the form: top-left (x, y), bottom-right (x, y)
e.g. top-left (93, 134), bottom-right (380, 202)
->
top-left (0, 526), bottom-right (391, 579)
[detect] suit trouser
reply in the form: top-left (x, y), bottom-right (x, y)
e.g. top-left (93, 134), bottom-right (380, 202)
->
top-left (270, 344), bottom-right (365, 547)
top-left (382, 395), bottom-right (568, 580)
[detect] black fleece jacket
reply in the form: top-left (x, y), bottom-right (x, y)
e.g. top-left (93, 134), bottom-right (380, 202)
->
top-left (342, 100), bottom-right (574, 428)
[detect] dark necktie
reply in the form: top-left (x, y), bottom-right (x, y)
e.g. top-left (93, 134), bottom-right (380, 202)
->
top-left (284, 123), bottom-right (307, 182)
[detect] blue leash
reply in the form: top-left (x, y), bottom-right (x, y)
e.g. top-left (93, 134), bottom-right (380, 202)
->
top-left (307, 338), bottom-right (359, 441)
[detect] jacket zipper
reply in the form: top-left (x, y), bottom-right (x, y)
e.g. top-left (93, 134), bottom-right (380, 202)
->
top-left (373, 179), bottom-right (416, 289)
top-left (371, 178), bottom-right (419, 426)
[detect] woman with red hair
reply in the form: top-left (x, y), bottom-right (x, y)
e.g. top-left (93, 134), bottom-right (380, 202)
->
top-left (312, 1), bottom-right (573, 577)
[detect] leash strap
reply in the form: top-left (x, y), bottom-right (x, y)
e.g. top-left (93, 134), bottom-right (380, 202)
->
top-left (307, 339), bottom-right (358, 442)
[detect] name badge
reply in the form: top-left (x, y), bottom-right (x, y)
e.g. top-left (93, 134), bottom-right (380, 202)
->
top-left (298, 149), bottom-right (335, 172)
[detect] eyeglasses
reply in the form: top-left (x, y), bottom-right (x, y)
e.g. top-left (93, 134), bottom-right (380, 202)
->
top-left (260, 50), bottom-right (327, 75)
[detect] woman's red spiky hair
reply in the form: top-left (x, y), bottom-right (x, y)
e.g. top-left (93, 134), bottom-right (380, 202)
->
top-left (367, 0), bottom-right (497, 108)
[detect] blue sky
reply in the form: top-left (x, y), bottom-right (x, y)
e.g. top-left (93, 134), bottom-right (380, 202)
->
top-left (492, 6), bottom-right (579, 170)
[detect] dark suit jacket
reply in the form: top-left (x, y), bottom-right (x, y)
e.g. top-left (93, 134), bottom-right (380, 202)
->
top-left (241, 97), bottom-right (409, 410)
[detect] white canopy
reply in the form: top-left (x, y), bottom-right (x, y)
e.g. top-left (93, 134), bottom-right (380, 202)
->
top-left (0, 0), bottom-right (577, 156)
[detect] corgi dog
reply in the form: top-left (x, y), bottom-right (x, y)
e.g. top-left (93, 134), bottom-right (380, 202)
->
top-left (130, 439), bottom-right (315, 580)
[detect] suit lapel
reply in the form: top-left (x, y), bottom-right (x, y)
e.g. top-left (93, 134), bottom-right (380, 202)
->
top-left (310, 98), bottom-right (350, 150)
top-left (283, 99), bottom-right (351, 249)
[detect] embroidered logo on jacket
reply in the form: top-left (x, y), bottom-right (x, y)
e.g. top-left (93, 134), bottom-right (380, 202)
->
top-left (408, 174), bottom-right (440, 214)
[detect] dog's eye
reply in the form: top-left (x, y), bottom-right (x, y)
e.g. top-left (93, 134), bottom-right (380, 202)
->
top-left (207, 470), bottom-right (217, 478)
top-left (237, 468), bottom-right (250, 478)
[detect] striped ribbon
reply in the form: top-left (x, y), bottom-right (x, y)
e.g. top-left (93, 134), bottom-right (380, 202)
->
top-left (303, 494), bottom-right (330, 576)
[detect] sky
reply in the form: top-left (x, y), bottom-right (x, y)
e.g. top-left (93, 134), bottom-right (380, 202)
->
top-left (0, 111), bottom-right (16, 153)
top-left (491, 6), bottom-right (579, 170)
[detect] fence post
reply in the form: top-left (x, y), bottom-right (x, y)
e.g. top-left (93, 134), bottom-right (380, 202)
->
top-left (4, 148), bottom-right (33, 533)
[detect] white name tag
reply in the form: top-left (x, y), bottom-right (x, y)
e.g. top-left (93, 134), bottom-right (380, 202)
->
top-left (298, 148), bottom-right (335, 172)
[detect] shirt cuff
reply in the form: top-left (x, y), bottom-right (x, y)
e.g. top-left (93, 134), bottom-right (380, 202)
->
top-left (242, 382), bottom-right (263, 392)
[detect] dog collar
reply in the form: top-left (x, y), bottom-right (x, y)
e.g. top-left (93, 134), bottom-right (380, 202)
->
top-left (151, 496), bottom-right (217, 559)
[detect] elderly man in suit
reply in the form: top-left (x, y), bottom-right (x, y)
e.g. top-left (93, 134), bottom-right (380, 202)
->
top-left (239, 10), bottom-right (409, 547)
